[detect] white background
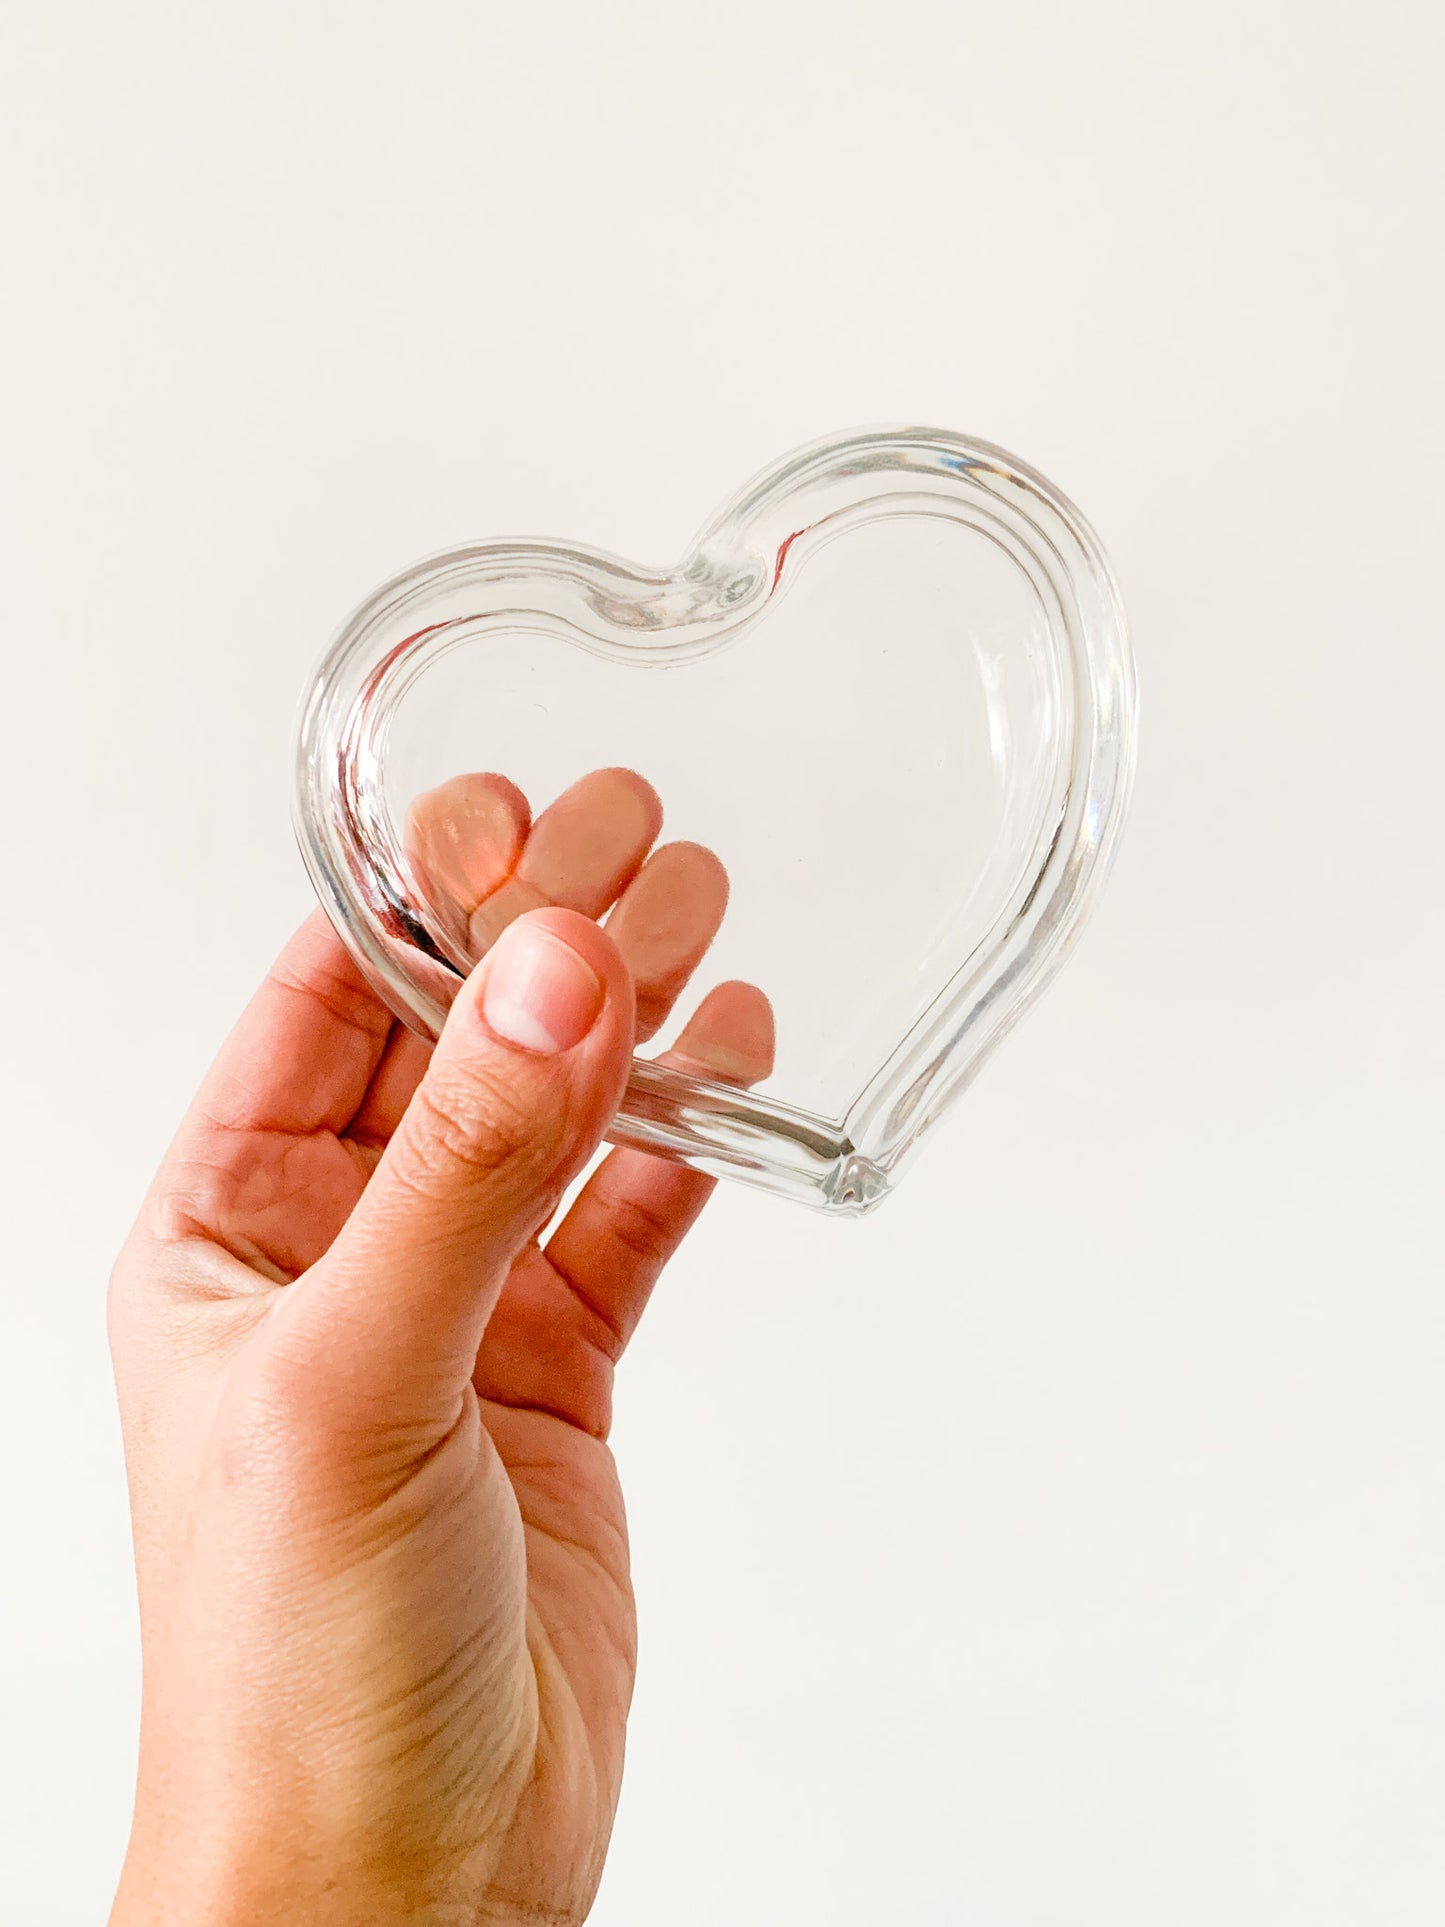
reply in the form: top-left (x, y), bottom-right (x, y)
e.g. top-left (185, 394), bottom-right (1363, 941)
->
top-left (3, 3), bottom-right (1442, 1921)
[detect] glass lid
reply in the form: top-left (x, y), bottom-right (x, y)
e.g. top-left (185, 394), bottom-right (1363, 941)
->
top-left (295, 426), bottom-right (1137, 1213)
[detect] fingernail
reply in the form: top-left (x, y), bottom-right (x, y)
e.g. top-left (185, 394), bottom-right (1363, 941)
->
top-left (482, 920), bottom-right (604, 1054)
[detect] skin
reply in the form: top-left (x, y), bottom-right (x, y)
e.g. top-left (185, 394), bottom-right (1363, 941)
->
top-left (108, 768), bottom-right (774, 1927)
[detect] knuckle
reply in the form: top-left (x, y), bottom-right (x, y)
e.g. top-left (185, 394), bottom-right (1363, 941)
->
top-left (405, 1060), bottom-right (567, 1196)
top-left (606, 1191), bottom-right (675, 1276)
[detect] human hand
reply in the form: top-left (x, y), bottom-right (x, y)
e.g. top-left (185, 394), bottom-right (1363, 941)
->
top-left (108, 768), bottom-right (773, 1926)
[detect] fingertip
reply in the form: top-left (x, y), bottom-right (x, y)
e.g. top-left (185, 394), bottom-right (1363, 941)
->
top-left (517, 767), bottom-right (664, 912)
top-left (599, 765), bottom-right (664, 836)
top-left (667, 979), bottom-right (776, 1085)
top-left (405, 771), bottom-right (532, 913)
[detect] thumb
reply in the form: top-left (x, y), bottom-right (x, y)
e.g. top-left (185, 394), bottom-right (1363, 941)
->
top-left (275, 907), bottom-right (635, 1419)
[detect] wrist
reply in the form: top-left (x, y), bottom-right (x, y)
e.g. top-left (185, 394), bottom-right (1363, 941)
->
top-left (109, 1847), bottom-right (488, 1927)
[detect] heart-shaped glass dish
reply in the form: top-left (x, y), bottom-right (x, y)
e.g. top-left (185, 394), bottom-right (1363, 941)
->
top-left (295, 426), bottom-right (1136, 1214)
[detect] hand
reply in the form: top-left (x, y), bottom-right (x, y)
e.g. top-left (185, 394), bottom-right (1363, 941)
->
top-left (108, 768), bottom-right (773, 1927)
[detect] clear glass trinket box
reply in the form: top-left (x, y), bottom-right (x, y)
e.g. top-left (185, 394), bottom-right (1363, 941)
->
top-left (295, 427), bottom-right (1137, 1213)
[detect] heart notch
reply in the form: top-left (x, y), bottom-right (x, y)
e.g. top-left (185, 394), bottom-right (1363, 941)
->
top-left (295, 427), bottom-right (1137, 1214)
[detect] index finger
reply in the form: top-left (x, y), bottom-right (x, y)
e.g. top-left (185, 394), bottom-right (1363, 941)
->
top-left (179, 909), bottom-right (395, 1144)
